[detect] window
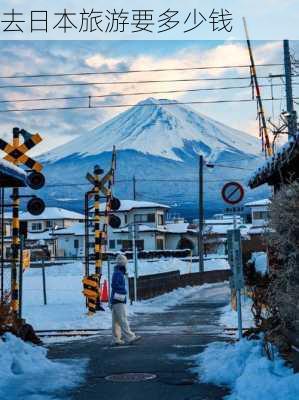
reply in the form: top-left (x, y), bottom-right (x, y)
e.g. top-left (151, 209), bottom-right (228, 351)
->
top-left (74, 239), bottom-right (79, 249)
top-left (31, 222), bottom-right (42, 231)
top-left (117, 240), bottom-right (122, 245)
top-left (134, 213), bottom-right (156, 223)
top-left (109, 240), bottom-right (116, 249)
top-left (46, 220), bottom-right (53, 229)
top-left (122, 240), bottom-right (132, 251)
top-left (136, 240), bottom-right (144, 250)
top-left (156, 238), bottom-right (164, 250)
top-left (252, 211), bottom-right (269, 220)
top-left (124, 214), bottom-right (128, 224)
top-left (147, 213), bottom-right (155, 223)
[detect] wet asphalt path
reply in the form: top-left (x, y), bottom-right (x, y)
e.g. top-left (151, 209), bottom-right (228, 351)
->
top-left (48, 282), bottom-right (231, 400)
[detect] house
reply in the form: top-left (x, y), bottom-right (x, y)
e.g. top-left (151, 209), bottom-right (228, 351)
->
top-left (244, 199), bottom-right (271, 232)
top-left (18, 207), bottom-right (85, 233)
top-left (3, 207), bottom-right (85, 257)
top-left (52, 200), bottom-right (170, 257)
top-left (54, 222), bottom-right (88, 257)
top-left (107, 200), bottom-right (169, 252)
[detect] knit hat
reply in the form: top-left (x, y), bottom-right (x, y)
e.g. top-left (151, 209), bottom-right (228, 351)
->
top-left (115, 254), bottom-right (128, 267)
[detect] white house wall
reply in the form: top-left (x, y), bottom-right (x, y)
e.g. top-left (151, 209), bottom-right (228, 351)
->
top-left (56, 235), bottom-right (85, 257)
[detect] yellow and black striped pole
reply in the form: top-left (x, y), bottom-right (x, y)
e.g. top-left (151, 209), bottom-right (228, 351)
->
top-left (94, 169), bottom-right (101, 278)
top-left (83, 151), bottom-right (117, 315)
top-left (11, 127), bottom-right (20, 316)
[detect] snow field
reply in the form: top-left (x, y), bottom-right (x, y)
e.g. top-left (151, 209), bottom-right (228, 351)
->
top-left (0, 333), bottom-right (87, 400)
top-left (21, 257), bottom-right (228, 331)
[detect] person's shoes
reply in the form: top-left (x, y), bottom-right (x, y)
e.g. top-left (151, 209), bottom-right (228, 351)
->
top-left (111, 340), bottom-right (125, 346)
top-left (128, 335), bottom-right (142, 344)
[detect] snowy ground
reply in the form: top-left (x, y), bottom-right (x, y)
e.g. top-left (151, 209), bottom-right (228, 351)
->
top-left (0, 333), bottom-right (87, 400)
top-left (2, 264), bottom-right (223, 399)
top-left (195, 339), bottom-right (299, 400)
top-left (193, 290), bottom-right (299, 399)
top-left (220, 294), bottom-right (255, 332)
top-left (19, 257), bottom-right (228, 334)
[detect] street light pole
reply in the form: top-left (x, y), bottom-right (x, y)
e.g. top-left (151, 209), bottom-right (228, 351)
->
top-left (198, 155), bottom-right (204, 273)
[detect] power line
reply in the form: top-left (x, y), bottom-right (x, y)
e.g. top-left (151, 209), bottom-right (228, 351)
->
top-left (1, 81), bottom-right (297, 106)
top-left (1, 96), bottom-right (298, 113)
top-left (207, 163), bottom-right (255, 171)
top-left (0, 74), bottom-right (288, 91)
top-left (0, 63), bottom-right (284, 80)
top-left (43, 177), bottom-right (253, 188)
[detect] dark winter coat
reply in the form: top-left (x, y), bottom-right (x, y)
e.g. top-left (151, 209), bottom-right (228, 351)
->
top-left (110, 265), bottom-right (127, 304)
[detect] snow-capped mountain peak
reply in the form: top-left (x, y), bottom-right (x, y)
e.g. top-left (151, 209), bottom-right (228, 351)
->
top-left (42, 97), bottom-right (261, 163)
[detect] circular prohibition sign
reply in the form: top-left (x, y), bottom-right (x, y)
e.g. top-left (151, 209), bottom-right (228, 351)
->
top-left (221, 181), bottom-right (244, 205)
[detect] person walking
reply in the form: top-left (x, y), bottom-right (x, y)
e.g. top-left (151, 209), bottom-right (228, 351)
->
top-left (110, 254), bottom-right (141, 346)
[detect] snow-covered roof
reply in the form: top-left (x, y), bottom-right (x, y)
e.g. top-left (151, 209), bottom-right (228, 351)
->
top-left (205, 218), bottom-right (242, 225)
top-left (204, 223), bottom-right (251, 236)
top-left (248, 225), bottom-right (273, 235)
top-left (101, 200), bottom-right (169, 212)
top-left (19, 207), bottom-right (85, 221)
top-left (249, 132), bottom-right (299, 188)
top-left (113, 223), bottom-right (164, 233)
top-left (244, 199), bottom-right (271, 207)
top-left (27, 231), bottom-right (53, 241)
top-left (54, 222), bottom-right (85, 236)
top-left (165, 222), bottom-right (189, 234)
top-left (0, 158), bottom-right (27, 187)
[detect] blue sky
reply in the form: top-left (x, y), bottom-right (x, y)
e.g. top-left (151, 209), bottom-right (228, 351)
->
top-left (0, 39), bottom-right (298, 155)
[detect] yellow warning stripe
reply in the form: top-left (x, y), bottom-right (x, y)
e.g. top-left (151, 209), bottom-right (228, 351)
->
top-left (83, 289), bottom-right (98, 299)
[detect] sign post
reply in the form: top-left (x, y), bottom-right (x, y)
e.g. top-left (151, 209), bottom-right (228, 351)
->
top-left (222, 181), bottom-right (245, 340)
top-left (129, 222), bottom-right (139, 302)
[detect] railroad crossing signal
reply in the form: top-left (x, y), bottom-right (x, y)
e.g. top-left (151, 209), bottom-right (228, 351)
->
top-left (0, 129), bottom-right (43, 172)
top-left (83, 147), bottom-right (121, 315)
top-left (0, 127), bottom-right (45, 321)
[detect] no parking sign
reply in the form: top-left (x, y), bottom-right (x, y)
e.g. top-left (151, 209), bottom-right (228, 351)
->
top-left (221, 182), bottom-right (244, 205)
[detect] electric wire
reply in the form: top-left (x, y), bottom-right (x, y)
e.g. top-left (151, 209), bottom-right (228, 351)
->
top-left (0, 63), bottom-right (284, 80)
top-left (1, 96), bottom-right (299, 113)
top-left (1, 81), bottom-right (298, 106)
top-left (0, 74), bottom-right (290, 91)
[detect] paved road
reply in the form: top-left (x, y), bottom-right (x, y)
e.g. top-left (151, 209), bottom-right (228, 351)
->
top-left (48, 282), bottom-right (230, 400)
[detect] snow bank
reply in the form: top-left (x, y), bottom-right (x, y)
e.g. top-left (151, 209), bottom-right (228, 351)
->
top-left (0, 333), bottom-right (86, 399)
top-left (251, 252), bottom-right (268, 275)
top-left (129, 284), bottom-right (209, 315)
top-left (195, 339), bottom-right (299, 400)
top-left (126, 256), bottom-right (229, 277)
top-left (220, 296), bottom-right (255, 331)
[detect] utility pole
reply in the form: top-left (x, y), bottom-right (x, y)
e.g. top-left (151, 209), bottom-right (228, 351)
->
top-left (198, 155), bottom-right (204, 273)
top-left (283, 39), bottom-right (298, 140)
top-left (1, 188), bottom-right (4, 304)
top-left (133, 176), bottom-right (136, 200)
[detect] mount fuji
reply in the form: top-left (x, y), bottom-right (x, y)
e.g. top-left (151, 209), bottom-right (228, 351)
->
top-left (39, 98), bottom-right (268, 218)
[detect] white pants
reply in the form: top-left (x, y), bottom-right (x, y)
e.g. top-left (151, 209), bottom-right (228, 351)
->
top-left (112, 303), bottom-right (136, 344)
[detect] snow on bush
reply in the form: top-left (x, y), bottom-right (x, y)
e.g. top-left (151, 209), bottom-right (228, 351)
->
top-left (0, 333), bottom-right (86, 399)
top-left (195, 339), bottom-right (299, 400)
top-left (251, 252), bottom-right (268, 275)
